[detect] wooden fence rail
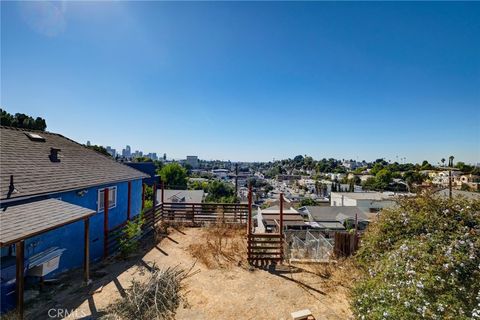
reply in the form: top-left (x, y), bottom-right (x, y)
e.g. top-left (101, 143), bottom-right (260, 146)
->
top-left (334, 232), bottom-right (360, 257)
top-left (107, 202), bottom-right (247, 254)
top-left (247, 233), bottom-right (284, 264)
top-left (159, 202), bottom-right (248, 224)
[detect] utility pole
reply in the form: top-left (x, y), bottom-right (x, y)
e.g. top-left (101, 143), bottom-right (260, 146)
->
top-left (235, 163), bottom-right (239, 196)
top-left (448, 156), bottom-right (454, 199)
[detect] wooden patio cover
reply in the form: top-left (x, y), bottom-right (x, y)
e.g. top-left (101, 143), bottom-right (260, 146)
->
top-left (0, 198), bottom-right (95, 319)
top-left (0, 198), bottom-right (95, 246)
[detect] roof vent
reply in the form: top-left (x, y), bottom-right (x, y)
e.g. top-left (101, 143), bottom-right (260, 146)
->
top-left (25, 132), bottom-right (45, 142)
top-left (49, 148), bottom-right (61, 162)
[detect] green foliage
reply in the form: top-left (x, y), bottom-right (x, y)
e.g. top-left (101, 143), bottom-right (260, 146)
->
top-left (134, 156), bottom-right (153, 162)
top-left (188, 180), bottom-right (209, 190)
top-left (456, 162), bottom-right (475, 173)
top-left (298, 198), bottom-right (319, 207)
top-left (404, 171), bottom-right (426, 187)
top-left (205, 180), bottom-right (237, 203)
top-left (354, 167), bottom-right (367, 174)
top-left (370, 163), bottom-right (384, 176)
top-left (119, 213), bottom-right (145, 256)
top-left (85, 145), bottom-right (111, 157)
top-left (158, 163), bottom-right (188, 189)
top-left (421, 160), bottom-right (434, 170)
top-left (1, 108), bottom-right (47, 131)
top-left (352, 195), bottom-right (480, 319)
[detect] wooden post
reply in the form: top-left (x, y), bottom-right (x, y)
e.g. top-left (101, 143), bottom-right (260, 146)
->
top-left (161, 181), bottom-right (165, 204)
top-left (84, 217), bottom-right (90, 283)
top-left (127, 181), bottom-right (132, 220)
top-left (279, 193), bottom-right (284, 235)
top-left (141, 183), bottom-right (146, 210)
top-left (279, 193), bottom-right (284, 262)
top-left (355, 212), bottom-right (358, 235)
top-left (192, 203), bottom-right (195, 224)
top-left (247, 184), bottom-right (252, 235)
top-left (16, 240), bottom-right (25, 319)
top-left (152, 182), bottom-right (157, 222)
top-left (103, 188), bottom-right (109, 259)
top-left (153, 182), bottom-right (157, 208)
top-left (449, 169), bottom-right (452, 199)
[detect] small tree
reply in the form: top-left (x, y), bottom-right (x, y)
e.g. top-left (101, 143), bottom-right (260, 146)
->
top-left (158, 163), bottom-right (188, 189)
top-left (119, 213), bottom-right (145, 256)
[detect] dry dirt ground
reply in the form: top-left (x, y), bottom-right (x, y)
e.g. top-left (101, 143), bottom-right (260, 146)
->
top-left (22, 227), bottom-right (353, 320)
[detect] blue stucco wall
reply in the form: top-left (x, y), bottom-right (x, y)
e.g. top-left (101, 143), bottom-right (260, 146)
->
top-left (16, 178), bottom-right (143, 278)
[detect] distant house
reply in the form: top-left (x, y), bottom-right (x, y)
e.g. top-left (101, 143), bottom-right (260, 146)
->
top-left (298, 206), bottom-right (371, 235)
top-left (430, 170), bottom-right (462, 187)
top-left (158, 189), bottom-right (205, 204)
top-left (276, 174), bottom-right (301, 184)
top-left (456, 174), bottom-right (480, 190)
top-left (330, 192), bottom-right (406, 212)
top-left (257, 205), bottom-right (307, 232)
top-left (212, 169), bottom-right (229, 180)
top-left (0, 126), bottom-right (148, 313)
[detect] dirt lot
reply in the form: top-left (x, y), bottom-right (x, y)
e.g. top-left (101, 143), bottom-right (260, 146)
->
top-left (22, 227), bottom-right (353, 320)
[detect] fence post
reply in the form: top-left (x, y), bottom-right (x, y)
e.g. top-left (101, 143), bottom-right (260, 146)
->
top-left (247, 184), bottom-right (252, 235)
top-left (192, 203), bottom-right (195, 224)
top-left (161, 181), bottom-right (165, 204)
top-left (153, 182), bottom-right (157, 220)
top-left (279, 193), bottom-right (284, 261)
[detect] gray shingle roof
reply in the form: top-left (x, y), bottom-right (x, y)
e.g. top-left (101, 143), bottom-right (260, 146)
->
top-left (0, 198), bottom-right (95, 246)
top-left (1, 126), bottom-right (149, 201)
top-left (302, 206), bottom-right (370, 222)
top-left (157, 189), bottom-right (205, 203)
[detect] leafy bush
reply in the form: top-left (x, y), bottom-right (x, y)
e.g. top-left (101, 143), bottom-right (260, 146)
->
top-left (352, 194), bottom-right (480, 319)
top-left (119, 213), bottom-right (145, 256)
top-left (204, 180), bottom-right (237, 203)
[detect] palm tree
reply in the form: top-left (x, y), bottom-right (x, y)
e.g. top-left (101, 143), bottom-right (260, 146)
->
top-left (441, 158), bottom-right (446, 167)
top-left (448, 156), bottom-right (454, 167)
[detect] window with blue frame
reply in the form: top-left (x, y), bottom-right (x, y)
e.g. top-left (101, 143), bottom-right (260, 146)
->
top-left (97, 186), bottom-right (117, 212)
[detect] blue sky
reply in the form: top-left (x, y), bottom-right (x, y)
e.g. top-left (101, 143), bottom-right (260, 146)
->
top-left (2, 1), bottom-right (479, 163)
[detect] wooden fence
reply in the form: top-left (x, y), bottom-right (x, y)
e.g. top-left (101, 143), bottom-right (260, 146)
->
top-left (106, 202), bottom-right (247, 254)
top-left (106, 206), bottom-right (161, 254)
top-left (247, 233), bottom-right (284, 265)
top-left (334, 232), bottom-right (360, 257)
top-left (159, 202), bottom-right (248, 224)
top-left (247, 192), bottom-right (285, 265)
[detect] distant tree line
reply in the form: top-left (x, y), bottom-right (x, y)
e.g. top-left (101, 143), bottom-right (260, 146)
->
top-left (1, 108), bottom-right (47, 131)
top-left (85, 145), bottom-right (112, 157)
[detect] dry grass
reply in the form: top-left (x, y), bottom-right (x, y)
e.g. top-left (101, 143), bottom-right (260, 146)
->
top-left (292, 258), bottom-right (361, 295)
top-left (187, 222), bottom-right (247, 269)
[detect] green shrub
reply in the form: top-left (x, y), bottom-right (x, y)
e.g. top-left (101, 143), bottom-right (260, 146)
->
top-left (352, 194), bottom-right (480, 319)
top-left (119, 213), bottom-right (145, 256)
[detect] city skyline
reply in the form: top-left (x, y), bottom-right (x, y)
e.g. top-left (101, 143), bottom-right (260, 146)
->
top-left (2, 2), bottom-right (479, 163)
top-left (84, 140), bottom-right (473, 166)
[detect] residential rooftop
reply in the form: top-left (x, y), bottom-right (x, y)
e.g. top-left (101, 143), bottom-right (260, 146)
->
top-left (0, 126), bottom-right (148, 201)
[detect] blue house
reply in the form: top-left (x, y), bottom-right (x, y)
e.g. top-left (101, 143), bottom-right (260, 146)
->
top-left (0, 126), bottom-right (148, 314)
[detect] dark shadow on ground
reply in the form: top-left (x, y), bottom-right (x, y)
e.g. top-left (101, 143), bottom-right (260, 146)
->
top-left (22, 230), bottom-right (170, 320)
top-left (252, 263), bottom-right (327, 296)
